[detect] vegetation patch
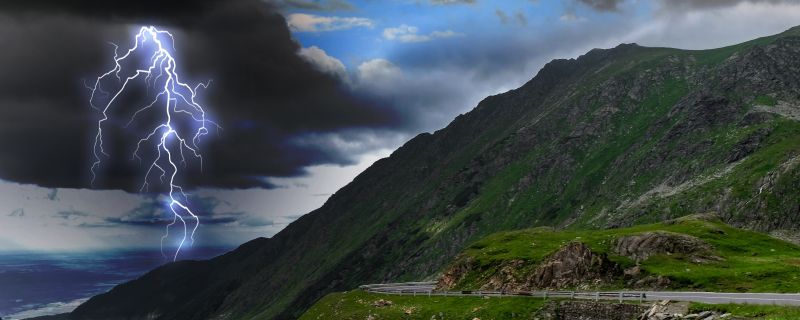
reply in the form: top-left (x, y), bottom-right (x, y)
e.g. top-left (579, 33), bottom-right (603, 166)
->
top-left (754, 95), bottom-right (778, 107)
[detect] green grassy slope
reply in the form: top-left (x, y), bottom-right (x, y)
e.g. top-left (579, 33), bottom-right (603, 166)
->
top-left (299, 290), bottom-right (546, 320)
top-left (446, 217), bottom-right (800, 293)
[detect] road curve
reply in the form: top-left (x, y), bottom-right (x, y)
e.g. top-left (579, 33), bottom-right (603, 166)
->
top-left (360, 282), bottom-right (800, 306)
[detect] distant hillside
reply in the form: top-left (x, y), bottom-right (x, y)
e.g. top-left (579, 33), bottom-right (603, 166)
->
top-left (71, 27), bottom-right (800, 320)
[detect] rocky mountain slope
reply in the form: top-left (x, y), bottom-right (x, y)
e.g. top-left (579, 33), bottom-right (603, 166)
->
top-left (70, 27), bottom-right (800, 319)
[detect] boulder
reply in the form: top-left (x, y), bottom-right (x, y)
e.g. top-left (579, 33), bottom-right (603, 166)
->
top-left (372, 299), bottom-right (392, 307)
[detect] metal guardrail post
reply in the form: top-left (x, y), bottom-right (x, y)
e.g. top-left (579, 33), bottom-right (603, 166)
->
top-left (571, 291), bottom-right (575, 299)
top-left (595, 292), bottom-right (599, 301)
top-left (544, 291), bottom-right (548, 300)
top-left (618, 292), bottom-right (623, 302)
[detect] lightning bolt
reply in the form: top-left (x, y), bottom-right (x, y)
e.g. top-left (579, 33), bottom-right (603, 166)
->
top-left (88, 26), bottom-right (219, 261)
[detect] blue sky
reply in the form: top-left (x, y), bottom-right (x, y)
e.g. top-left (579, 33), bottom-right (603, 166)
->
top-left (285, 0), bottom-right (662, 70)
top-left (289, 0), bottom-right (588, 68)
top-left (3, 0), bottom-right (800, 252)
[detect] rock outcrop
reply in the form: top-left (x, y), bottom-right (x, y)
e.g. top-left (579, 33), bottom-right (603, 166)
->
top-left (439, 242), bottom-right (622, 291)
top-left (614, 232), bottom-right (722, 264)
top-left (529, 242), bottom-right (620, 289)
top-left (436, 256), bottom-right (476, 290)
top-left (480, 259), bottom-right (526, 291)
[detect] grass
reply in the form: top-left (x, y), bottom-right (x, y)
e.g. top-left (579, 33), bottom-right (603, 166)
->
top-left (299, 290), bottom-right (546, 320)
top-left (690, 303), bottom-right (800, 320)
top-left (448, 217), bottom-right (800, 293)
top-left (754, 95), bottom-right (778, 107)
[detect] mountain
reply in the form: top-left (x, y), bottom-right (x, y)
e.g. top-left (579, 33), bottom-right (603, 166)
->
top-left (69, 27), bottom-right (800, 319)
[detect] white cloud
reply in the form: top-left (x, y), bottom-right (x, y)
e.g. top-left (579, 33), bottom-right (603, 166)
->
top-left (559, 12), bottom-right (583, 21)
top-left (350, 56), bottom-right (524, 133)
top-left (625, 2), bottom-right (800, 50)
top-left (382, 24), bottom-right (463, 43)
top-left (298, 46), bottom-right (349, 82)
top-left (355, 58), bottom-right (403, 88)
top-left (291, 129), bottom-right (408, 159)
top-left (287, 13), bottom-right (374, 32)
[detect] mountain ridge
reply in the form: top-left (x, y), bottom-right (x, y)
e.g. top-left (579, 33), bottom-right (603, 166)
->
top-left (70, 26), bottom-right (800, 319)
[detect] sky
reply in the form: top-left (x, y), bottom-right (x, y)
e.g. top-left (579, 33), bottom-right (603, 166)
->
top-left (1, 0), bottom-right (800, 253)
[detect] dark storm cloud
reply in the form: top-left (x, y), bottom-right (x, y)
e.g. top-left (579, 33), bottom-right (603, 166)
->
top-left (0, 0), bottom-right (398, 190)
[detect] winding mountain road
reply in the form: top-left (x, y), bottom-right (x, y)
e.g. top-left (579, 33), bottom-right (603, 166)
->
top-left (360, 282), bottom-right (800, 306)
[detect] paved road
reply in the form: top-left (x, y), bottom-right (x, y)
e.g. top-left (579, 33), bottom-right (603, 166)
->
top-left (360, 282), bottom-right (800, 306)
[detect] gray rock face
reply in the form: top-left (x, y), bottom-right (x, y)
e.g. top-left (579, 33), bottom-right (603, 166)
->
top-left (531, 242), bottom-right (620, 289)
top-left (613, 232), bottom-right (721, 263)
